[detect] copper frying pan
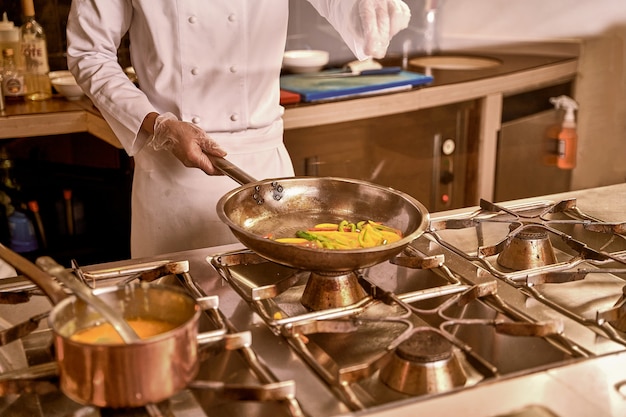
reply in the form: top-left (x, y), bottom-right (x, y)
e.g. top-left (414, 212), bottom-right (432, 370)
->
top-left (212, 157), bottom-right (430, 272)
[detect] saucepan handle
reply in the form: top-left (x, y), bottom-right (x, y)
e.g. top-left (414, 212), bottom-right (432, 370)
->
top-left (208, 155), bottom-right (258, 185)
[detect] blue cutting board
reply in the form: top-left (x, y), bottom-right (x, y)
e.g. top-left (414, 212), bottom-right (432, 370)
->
top-left (280, 70), bottom-right (433, 102)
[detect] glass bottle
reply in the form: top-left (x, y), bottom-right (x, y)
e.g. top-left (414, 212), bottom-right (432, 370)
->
top-left (2, 48), bottom-right (25, 100)
top-left (0, 12), bottom-right (21, 68)
top-left (19, 0), bottom-right (51, 101)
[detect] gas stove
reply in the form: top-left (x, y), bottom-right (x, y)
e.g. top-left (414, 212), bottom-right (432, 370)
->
top-left (0, 184), bottom-right (625, 417)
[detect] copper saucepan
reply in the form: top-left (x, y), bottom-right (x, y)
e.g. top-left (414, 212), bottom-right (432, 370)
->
top-left (0, 244), bottom-right (200, 408)
top-left (49, 283), bottom-right (201, 408)
top-left (211, 157), bottom-right (430, 272)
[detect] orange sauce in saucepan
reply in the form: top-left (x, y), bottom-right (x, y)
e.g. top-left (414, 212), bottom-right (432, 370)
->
top-left (70, 318), bottom-right (178, 344)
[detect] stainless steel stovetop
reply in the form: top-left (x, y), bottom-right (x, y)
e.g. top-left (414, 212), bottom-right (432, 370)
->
top-left (0, 184), bottom-right (625, 417)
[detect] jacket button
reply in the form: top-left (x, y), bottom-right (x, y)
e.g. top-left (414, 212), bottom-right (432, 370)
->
top-left (230, 114), bottom-right (239, 121)
top-left (228, 14), bottom-right (236, 22)
top-left (192, 117), bottom-right (200, 124)
top-left (188, 16), bottom-right (197, 24)
top-left (229, 66), bottom-right (237, 73)
top-left (191, 67), bottom-right (199, 75)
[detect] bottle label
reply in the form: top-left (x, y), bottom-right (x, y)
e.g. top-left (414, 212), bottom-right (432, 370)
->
top-left (2, 74), bottom-right (25, 96)
top-left (21, 39), bottom-right (49, 74)
top-left (557, 139), bottom-right (566, 158)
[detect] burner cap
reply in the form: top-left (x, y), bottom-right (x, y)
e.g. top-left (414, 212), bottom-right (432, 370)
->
top-left (512, 226), bottom-right (549, 240)
top-left (379, 329), bottom-right (467, 395)
top-left (497, 226), bottom-right (557, 270)
top-left (396, 329), bottom-right (453, 363)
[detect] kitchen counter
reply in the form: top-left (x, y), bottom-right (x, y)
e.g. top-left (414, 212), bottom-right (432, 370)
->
top-left (0, 51), bottom-right (578, 150)
top-left (0, 96), bottom-right (120, 148)
top-left (282, 52), bottom-right (577, 129)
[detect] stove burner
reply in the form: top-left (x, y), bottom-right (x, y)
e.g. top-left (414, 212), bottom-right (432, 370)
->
top-left (379, 329), bottom-right (466, 395)
top-left (497, 226), bottom-right (557, 270)
top-left (300, 272), bottom-right (367, 311)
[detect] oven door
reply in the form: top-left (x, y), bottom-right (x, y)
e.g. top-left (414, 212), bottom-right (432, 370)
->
top-left (284, 101), bottom-right (477, 212)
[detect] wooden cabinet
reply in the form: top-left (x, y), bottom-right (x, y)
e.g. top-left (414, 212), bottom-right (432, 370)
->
top-left (284, 100), bottom-right (480, 212)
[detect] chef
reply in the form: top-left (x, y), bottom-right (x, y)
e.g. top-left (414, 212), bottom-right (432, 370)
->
top-left (66, 0), bottom-right (411, 258)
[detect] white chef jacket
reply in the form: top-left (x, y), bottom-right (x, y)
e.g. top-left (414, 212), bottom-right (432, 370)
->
top-left (66, 0), bottom-right (370, 258)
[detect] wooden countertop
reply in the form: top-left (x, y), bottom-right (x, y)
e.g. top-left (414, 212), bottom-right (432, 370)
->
top-left (0, 97), bottom-right (120, 148)
top-left (0, 52), bottom-right (578, 150)
top-left (283, 53), bottom-right (578, 129)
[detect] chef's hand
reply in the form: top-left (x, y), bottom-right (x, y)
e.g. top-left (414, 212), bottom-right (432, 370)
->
top-left (148, 112), bottom-right (227, 175)
top-left (358, 0), bottom-right (411, 59)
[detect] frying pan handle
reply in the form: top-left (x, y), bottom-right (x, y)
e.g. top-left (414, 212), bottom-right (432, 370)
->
top-left (208, 156), bottom-right (258, 185)
top-left (0, 243), bottom-right (67, 305)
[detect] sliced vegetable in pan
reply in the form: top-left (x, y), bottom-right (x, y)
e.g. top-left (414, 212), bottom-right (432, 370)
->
top-left (269, 220), bottom-right (403, 249)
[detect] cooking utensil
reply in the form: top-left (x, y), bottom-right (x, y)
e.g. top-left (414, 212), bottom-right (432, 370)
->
top-left (49, 285), bottom-right (281, 407)
top-left (0, 244), bottom-right (198, 407)
top-left (305, 66), bottom-right (402, 78)
top-left (0, 259), bottom-right (190, 347)
top-left (27, 201), bottom-right (46, 249)
top-left (35, 256), bottom-right (139, 344)
top-left (49, 283), bottom-right (201, 408)
top-left (210, 157), bottom-right (429, 272)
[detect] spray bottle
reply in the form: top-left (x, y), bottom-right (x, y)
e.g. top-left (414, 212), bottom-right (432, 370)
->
top-left (548, 95), bottom-right (578, 170)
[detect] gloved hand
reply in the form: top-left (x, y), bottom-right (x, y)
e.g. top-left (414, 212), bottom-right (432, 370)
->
top-left (357, 0), bottom-right (411, 59)
top-left (149, 112), bottom-right (227, 175)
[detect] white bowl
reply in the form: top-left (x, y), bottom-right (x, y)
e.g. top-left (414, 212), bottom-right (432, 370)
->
top-left (49, 70), bottom-right (73, 80)
top-left (282, 50), bottom-right (329, 74)
top-left (50, 75), bottom-right (85, 101)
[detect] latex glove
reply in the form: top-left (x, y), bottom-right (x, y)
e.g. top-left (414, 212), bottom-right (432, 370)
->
top-left (358, 0), bottom-right (411, 59)
top-left (149, 113), bottom-right (227, 175)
